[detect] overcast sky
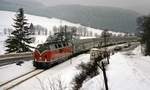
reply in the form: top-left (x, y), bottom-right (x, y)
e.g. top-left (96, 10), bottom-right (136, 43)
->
top-left (4, 0), bottom-right (150, 14)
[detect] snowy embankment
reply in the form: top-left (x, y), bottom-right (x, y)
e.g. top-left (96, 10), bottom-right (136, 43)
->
top-left (81, 46), bottom-right (150, 90)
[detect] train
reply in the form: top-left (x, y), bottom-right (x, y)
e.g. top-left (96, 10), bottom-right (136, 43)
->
top-left (33, 31), bottom-right (137, 69)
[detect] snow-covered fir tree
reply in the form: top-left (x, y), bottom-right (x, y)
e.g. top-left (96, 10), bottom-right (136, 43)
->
top-left (5, 8), bottom-right (32, 53)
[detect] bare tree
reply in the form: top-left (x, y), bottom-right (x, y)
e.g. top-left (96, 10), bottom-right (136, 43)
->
top-left (37, 76), bottom-right (66, 90)
top-left (137, 15), bottom-right (150, 55)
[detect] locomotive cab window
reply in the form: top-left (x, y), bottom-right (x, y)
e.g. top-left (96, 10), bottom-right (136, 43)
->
top-left (58, 43), bottom-right (62, 48)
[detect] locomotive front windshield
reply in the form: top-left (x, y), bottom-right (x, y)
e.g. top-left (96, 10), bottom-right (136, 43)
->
top-left (36, 43), bottom-right (51, 53)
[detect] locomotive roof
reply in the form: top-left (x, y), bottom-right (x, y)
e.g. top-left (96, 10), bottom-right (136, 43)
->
top-left (90, 48), bottom-right (105, 51)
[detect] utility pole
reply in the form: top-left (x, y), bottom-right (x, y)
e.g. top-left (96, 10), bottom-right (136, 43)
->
top-left (97, 61), bottom-right (108, 90)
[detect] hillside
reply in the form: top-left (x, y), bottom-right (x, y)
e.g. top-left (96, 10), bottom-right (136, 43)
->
top-left (45, 5), bottom-right (140, 33)
top-left (0, 1), bottom-right (140, 32)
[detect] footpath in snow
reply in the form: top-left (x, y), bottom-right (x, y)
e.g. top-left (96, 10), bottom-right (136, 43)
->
top-left (82, 46), bottom-right (150, 90)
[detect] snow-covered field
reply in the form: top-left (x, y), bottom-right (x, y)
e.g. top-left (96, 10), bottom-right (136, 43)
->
top-left (0, 10), bottom-right (124, 36)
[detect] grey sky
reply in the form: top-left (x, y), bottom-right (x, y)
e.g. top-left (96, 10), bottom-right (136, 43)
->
top-left (4, 0), bottom-right (150, 14)
top-left (34, 0), bottom-right (149, 14)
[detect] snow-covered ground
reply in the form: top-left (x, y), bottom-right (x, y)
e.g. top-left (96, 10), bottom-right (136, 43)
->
top-left (82, 46), bottom-right (150, 90)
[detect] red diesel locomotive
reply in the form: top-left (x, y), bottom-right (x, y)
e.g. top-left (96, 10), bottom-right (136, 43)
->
top-left (33, 41), bottom-right (73, 69)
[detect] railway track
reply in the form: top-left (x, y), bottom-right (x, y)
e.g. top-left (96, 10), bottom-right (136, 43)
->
top-left (0, 69), bottom-right (44, 90)
top-left (0, 52), bottom-right (32, 66)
